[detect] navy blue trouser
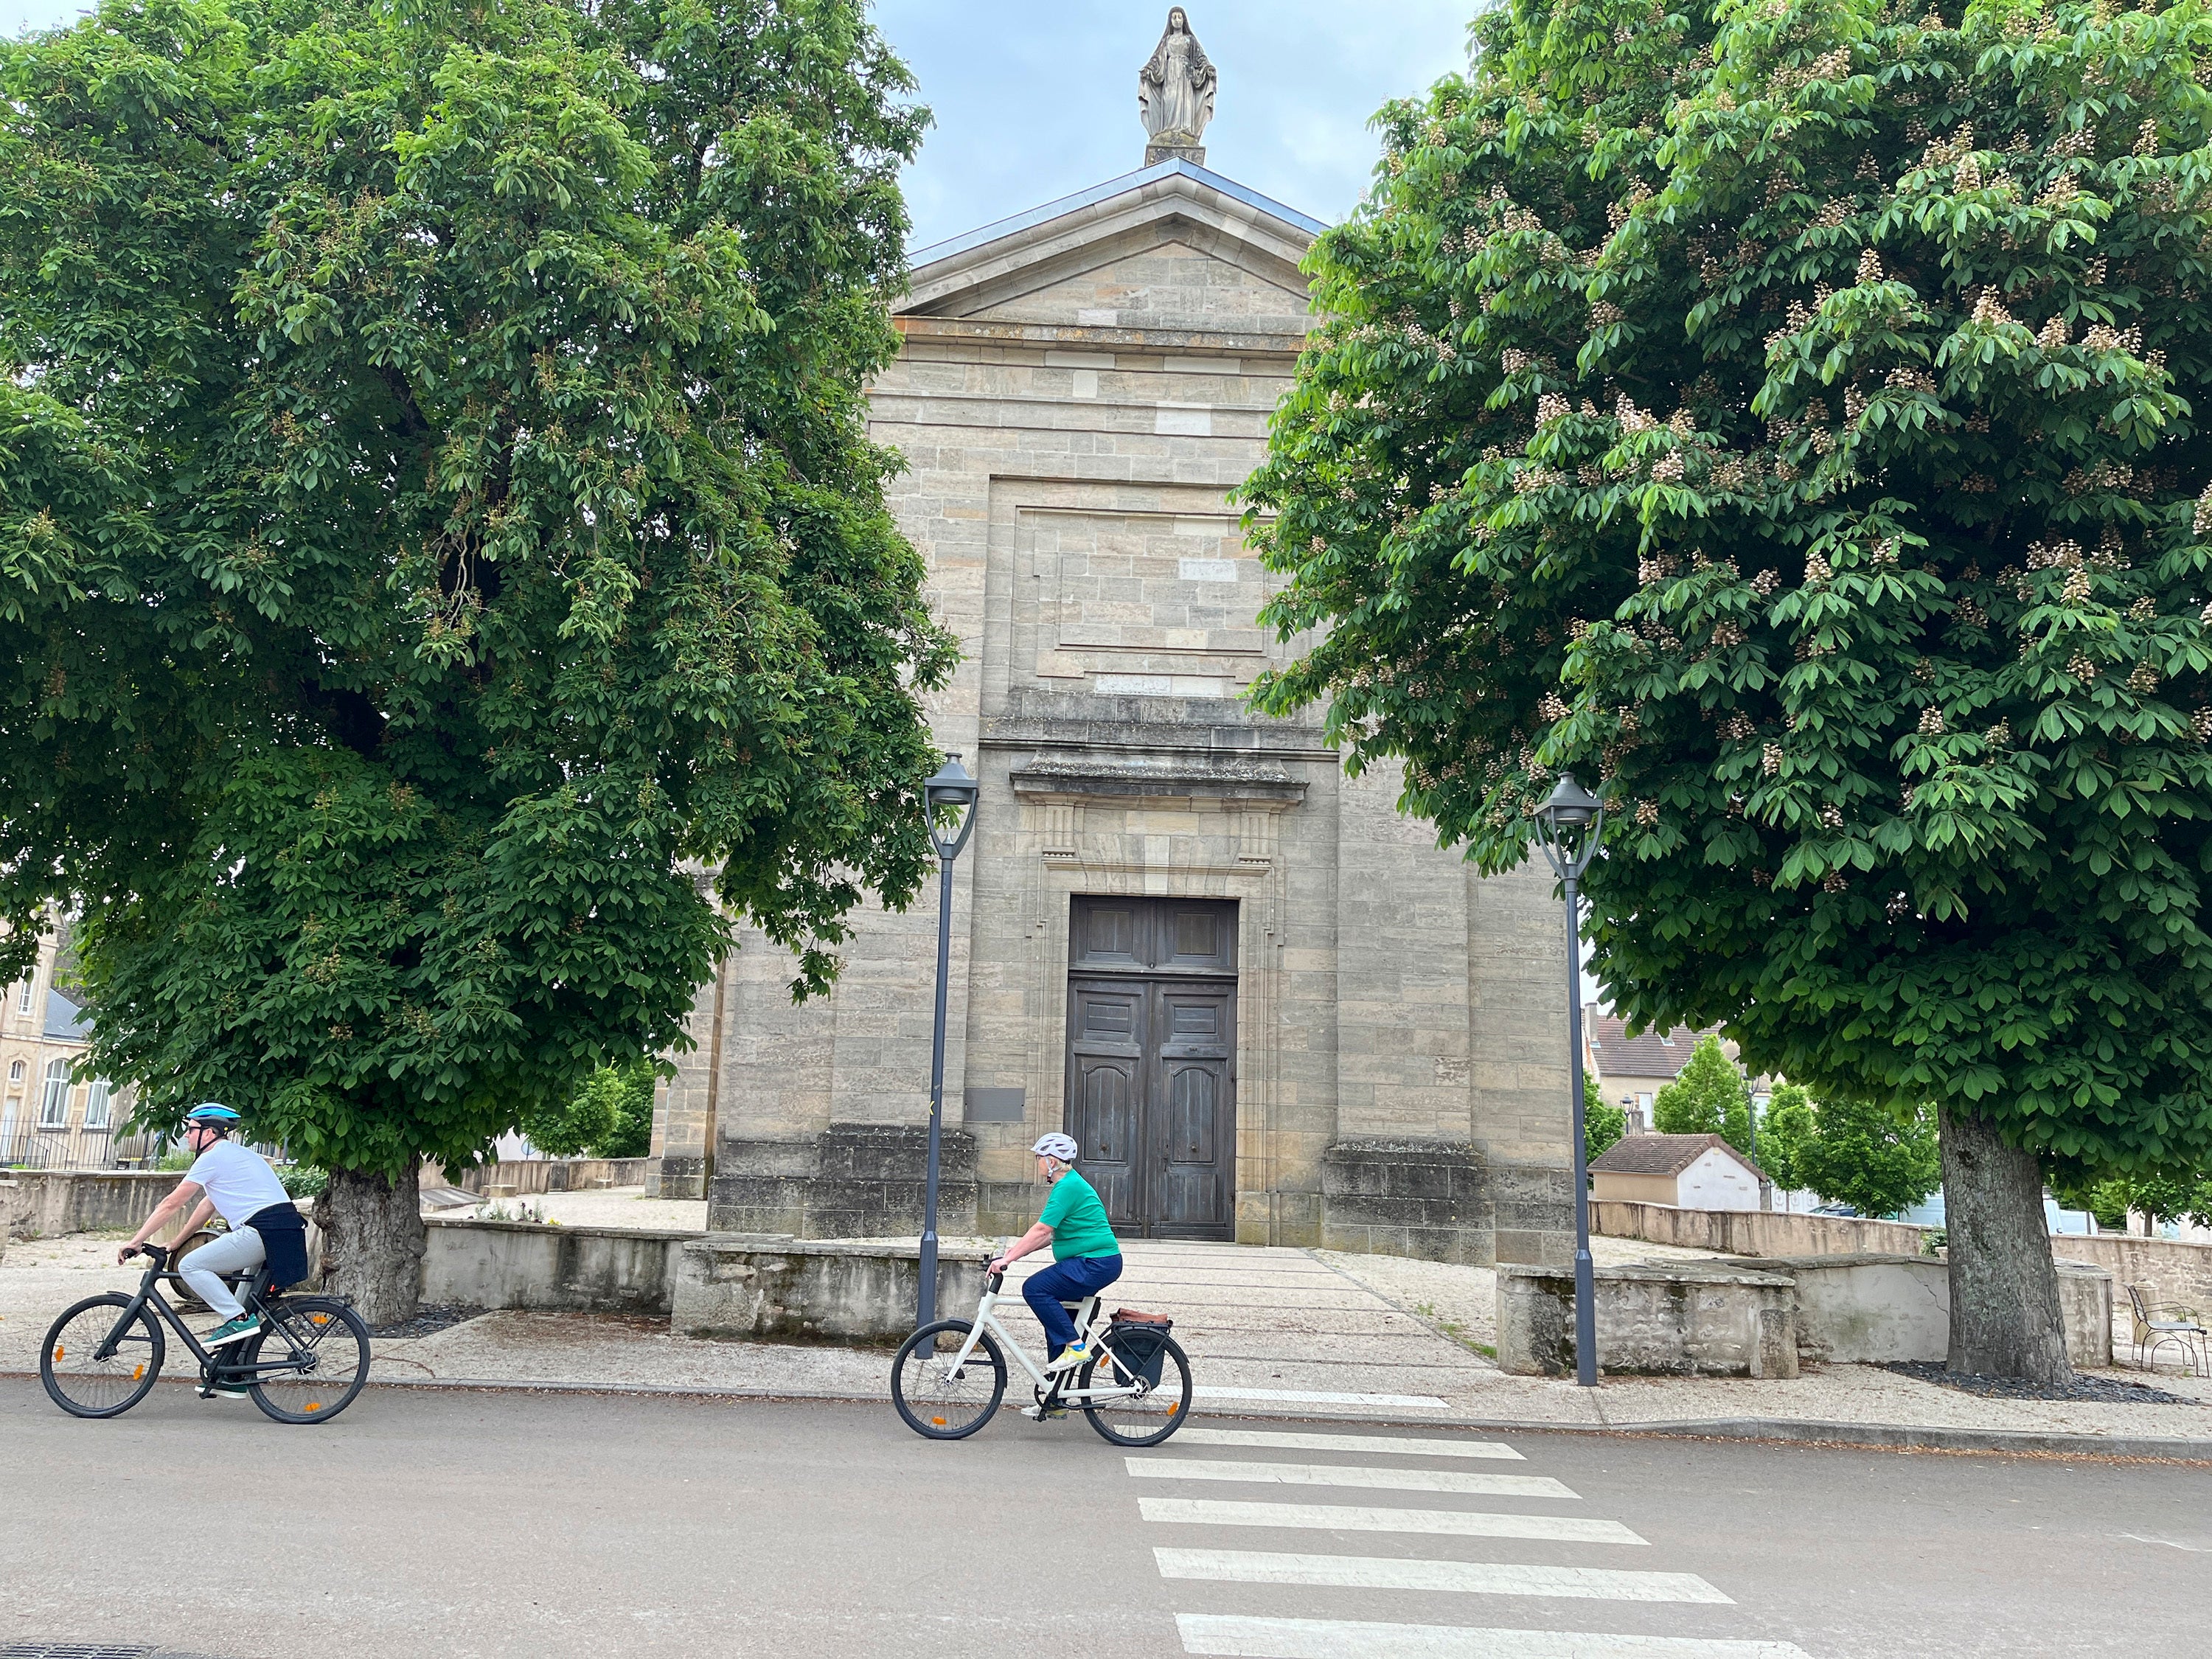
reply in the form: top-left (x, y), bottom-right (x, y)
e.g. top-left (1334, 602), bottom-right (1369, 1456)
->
top-left (1023, 1253), bottom-right (1124, 1359)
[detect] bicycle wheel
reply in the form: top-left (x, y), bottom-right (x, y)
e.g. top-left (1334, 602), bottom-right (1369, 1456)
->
top-left (1079, 1334), bottom-right (1194, 1447)
top-left (242, 1296), bottom-right (371, 1424)
top-left (891, 1319), bottom-right (1006, 1440)
top-left (41, 1295), bottom-right (165, 1419)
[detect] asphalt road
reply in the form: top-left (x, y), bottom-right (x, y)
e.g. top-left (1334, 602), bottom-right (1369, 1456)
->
top-left (4, 1377), bottom-right (2205, 1659)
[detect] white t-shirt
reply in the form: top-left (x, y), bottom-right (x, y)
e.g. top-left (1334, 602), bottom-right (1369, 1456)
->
top-left (186, 1139), bottom-right (291, 1228)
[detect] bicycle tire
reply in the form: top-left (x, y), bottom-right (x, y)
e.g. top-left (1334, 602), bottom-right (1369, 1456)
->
top-left (242, 1295), bottom-right (371, 1424)
top-left (891, 1318), bottom-right (1006, 1440)
top-left (41, 1294), bottom-right (165, 1419)
top-left (1079, 1333), bottom-right (1194, 1447)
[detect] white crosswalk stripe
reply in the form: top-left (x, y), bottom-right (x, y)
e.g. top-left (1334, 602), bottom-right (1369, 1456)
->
top-left (1138, 1498), bottom-right (1645, 1544)
top-left (1128, 1458), bottom-right (1578, 1498)
top-left (1173, 1428), bottom-right (1524, 1460)
top-left (1175, 1613), bottom-right (1817, 1658)
top-left (1155, 1548), bottom-right (1732, 1603)
top-left (1135, 1421), bottom-right (1818, 1655)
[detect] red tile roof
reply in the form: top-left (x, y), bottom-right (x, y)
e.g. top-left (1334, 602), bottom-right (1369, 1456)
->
top-left (1586, 1009), bottom-right (1722, 1082)
top-left (1590, 1132), bottom-right (1767, 1182)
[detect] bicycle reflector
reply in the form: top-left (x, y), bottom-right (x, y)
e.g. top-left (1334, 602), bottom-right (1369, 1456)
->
top-left (52, 1346), bottom-right (63, 1360)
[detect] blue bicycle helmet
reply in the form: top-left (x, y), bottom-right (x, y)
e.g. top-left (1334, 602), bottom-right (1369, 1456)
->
top-left (184, 1102), bottom-right (241, 1127)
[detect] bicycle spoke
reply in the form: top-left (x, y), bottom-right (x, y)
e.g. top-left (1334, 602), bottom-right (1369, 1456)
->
top-left (41, 1295), bottom-right (164, 1418)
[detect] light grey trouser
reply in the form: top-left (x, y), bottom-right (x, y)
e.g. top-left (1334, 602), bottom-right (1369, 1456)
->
top-left (180, 1226), bottom-right (265, 1321)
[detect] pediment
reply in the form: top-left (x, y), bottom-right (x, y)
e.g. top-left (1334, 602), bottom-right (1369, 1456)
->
top-left (900, 159), bottom-right (1321, 334)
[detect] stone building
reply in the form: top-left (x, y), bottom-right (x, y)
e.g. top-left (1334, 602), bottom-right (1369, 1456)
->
top-left (1, 922), bottom-right (136, 1169)
top-left (649, 41), bottom-right (1573, 1267)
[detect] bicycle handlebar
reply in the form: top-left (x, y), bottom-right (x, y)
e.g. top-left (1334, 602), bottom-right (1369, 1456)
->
top-left (125, 1242), bottom-right (170, 1270)
top-left (986, 1269), bottom-right (1005, 1294)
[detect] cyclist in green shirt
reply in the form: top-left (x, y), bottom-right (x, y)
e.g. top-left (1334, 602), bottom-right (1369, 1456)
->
top-left (989, 1133), bottom-right (1123, 1373)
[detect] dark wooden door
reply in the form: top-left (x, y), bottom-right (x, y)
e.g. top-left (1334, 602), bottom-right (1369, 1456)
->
top-left (1065, 897), bottom-right (1237, 1239)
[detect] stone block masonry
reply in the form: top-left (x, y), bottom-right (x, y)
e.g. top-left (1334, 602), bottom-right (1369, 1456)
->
top-left (1498, 1262), bottom-right (1801, 1380)
top-left (673, 1235), bottom-right (992, 1343)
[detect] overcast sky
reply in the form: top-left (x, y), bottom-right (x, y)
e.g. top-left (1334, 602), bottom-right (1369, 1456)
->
top-left (1, 1), bottom-right (1476, 248)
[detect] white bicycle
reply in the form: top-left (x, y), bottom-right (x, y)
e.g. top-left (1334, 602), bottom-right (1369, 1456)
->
top-left (891, 1268), bottom-right (1194, 1446)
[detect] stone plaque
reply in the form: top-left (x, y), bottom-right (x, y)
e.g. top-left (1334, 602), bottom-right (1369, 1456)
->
top-left (963, 1086), bottom-right (1028, 1123)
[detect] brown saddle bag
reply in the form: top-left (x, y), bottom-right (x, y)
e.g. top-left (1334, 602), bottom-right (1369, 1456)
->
top-left (1112, 1307), bottom-right (1172, 1326)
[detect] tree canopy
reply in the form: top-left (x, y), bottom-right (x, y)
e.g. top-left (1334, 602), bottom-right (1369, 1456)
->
top-left (1652, 1033), bottom-right (1758, 1152)
top-left (1243, 0), bottom-right (2212, 1187)
top-left (0, 0), bottom-right (953, 1191)
top-left (1585, 1066), bottom-right (1630, 1160)
top-left (1795, 1094), bottom-right (1946, 1212)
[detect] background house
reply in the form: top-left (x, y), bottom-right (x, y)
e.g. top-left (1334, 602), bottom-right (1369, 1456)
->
top-left (1585, 1007), bottom-right (1728, 1133)
top-left (1590, 1133), bottom-right (1768, 1212)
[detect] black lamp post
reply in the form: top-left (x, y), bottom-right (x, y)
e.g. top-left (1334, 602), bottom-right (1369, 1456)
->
top-left (1533, 771), bottom-right (1605, 1388)
top-left (916, 754), bottom-right (979, 1326)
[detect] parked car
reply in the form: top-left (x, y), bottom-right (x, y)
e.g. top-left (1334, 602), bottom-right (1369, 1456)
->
top-left (1809, 1201), bottom-right (1861, 1217)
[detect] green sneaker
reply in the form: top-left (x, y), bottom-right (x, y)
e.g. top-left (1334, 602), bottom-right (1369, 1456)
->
top-left (201, 1380), bottom-right (251, 1401)
top-left (205, 1315), bottom-right (262, 1349)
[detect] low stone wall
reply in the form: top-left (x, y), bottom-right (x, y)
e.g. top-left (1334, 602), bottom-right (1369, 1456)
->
top-left (425, 1158), bottom-right (653, 1197)
top-left (1722, 1253), bottom-right (2112, 1368)
top-left (1593, 1199), bottom-right (1929, 1258)
top-left (1497, 1262), bottom-right (1801, 1379)
top-left (0, 1178), bottom-right (18, 1265)
top-left (2054, 1234), bottom-right (2212, 1321)
top-left (420, 1218), bottom-right (688, 1315)
top-left (2, 1169), bottom-right (177, 1239)
top-left (673, 1234), bottom-right (992, 1343)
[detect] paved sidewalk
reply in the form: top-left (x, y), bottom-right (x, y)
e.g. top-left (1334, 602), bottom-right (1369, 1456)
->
top-left (8, 1224), bottom-right (2210, 1450)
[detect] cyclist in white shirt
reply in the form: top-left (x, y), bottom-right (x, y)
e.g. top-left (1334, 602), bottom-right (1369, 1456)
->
top-left (119, 1103), bottom-right (307, 1352)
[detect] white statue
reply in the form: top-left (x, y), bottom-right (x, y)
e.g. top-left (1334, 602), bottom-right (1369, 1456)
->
top-left (1139, 8), bottom-right (1216, 150)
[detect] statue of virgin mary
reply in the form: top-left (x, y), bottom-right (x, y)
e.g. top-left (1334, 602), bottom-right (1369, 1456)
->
top-left (1138, 9), bottom-right (1216, 147)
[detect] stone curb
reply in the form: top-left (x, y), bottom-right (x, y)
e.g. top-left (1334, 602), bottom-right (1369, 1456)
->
top-left (12, 1368), bottom-right (2211, 1461)
top-left (359, 1374), bottom-right (2212, 1461)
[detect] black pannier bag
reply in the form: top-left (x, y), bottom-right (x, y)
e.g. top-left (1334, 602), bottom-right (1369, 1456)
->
top-left (1105, 1308), bottom-right (1174, 1388)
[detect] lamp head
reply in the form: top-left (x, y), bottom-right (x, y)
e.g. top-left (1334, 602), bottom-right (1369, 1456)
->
top-left (923, 754), bottom-right (979, 860)
top-left (1532, 771), bottom-right (1605, 880)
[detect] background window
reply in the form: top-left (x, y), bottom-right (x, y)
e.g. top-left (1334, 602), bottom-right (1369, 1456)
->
top-left (38, 1059), bottom-right (71, 1128)
top-left (6, 1060), bottom-right (21, 1085)
top-left (84, 1079), bottom-right (112, 1130)
top-left (15, 979), bottom-right (31, 1015)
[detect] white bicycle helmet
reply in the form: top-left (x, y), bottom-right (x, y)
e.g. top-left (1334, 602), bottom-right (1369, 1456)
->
top-left (1032, 1132), bottom-right (1079, 1162)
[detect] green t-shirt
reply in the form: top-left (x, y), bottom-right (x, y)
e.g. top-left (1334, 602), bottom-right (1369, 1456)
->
top-left (1037, 1169), bottom-right (1120, 1261)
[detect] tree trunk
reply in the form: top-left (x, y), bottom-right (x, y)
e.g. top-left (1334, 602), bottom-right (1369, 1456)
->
top-left (313, 1165), bottom-right (425, 1329)
top-left (1937, 1105), bottom-right (2073, 1383)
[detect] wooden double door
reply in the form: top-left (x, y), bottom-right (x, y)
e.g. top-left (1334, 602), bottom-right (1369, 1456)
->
top-left (1065, 897), bottom-right (1237, 1240)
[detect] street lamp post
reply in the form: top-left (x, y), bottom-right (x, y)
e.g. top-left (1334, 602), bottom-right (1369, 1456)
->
top-left (917, 754), bottom-right (979, 1327)
top-left (1534, 772), bottom-right (1606, 1388)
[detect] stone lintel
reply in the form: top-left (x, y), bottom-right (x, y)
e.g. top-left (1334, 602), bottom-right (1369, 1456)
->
top-left (1009, 754), bottom-right (1305, 806)
top-left (892, 316), bottom-right (1307, 360)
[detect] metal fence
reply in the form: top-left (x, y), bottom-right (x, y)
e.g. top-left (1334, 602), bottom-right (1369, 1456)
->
top-left (0, 1122), bottom-right (165, 1171)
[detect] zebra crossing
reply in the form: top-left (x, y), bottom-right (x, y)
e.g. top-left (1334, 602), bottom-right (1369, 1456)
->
top-left (1134, 1424), bottom-right (1816, 1659)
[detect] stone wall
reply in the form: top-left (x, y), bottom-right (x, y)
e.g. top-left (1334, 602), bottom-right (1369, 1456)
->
top-left (709, 1124), bottom-right (978, 1240)
top-left (2054, 1234), bottom-right (2212, 1323)
top-left (1501, 1253), bottom-right (2113, 1375)
top-left (1594, 1198), bottom-right (1930, 1258)
top-left (672, 1235), bottom-right (992, 1343)
top-left (425, 1157), bottom-right (652, 1197)
top-left (1722, 1253), bottom-right (2113, 1368)
top-left (420, 1219), bottom-right (687, 1315)
top-left (3, 1169), bottom-right (175, 1239)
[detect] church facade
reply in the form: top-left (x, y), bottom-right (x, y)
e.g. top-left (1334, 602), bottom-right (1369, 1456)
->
top-left (647, 77), bottom-right (1573, 1267)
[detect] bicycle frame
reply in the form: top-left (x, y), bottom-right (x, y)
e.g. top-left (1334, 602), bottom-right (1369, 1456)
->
top-left (97, 1256), bottom-right (310, 1384)
top-left (941, 1281), bottom-right (1147, 1405)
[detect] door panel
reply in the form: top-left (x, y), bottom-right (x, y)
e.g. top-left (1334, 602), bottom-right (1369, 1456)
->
top-left (1064, 896), bottom-right (1237, 1239)
top-left (1067, 984), bottom-right (1145, 1226)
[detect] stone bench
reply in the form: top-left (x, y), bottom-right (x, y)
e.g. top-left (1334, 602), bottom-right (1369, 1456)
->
top-left (1498, 1262), bottom-right (1800, 1379)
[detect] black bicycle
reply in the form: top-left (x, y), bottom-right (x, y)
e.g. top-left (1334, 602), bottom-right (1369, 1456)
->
top-left (39, 1240), bottom-right (372, 1425)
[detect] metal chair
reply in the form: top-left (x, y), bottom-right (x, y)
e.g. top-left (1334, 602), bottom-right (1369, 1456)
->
top-left (2125, 1281), bottom-right (2209, 1377)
